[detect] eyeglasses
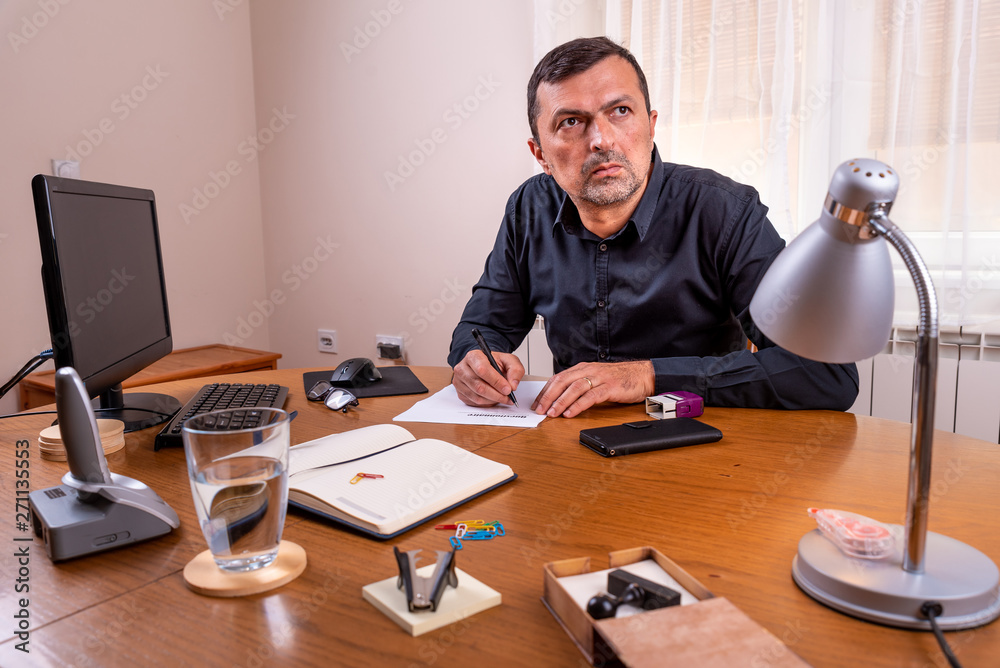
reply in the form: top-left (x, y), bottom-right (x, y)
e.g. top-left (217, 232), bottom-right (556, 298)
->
top-left (306, 380), bottom-right (359, 413)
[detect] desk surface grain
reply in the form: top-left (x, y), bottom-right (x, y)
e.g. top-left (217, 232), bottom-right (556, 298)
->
top-left (1, 367), bottom-right (997, 667)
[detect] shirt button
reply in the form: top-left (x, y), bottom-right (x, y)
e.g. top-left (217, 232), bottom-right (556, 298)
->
top-left (599, 243), bottom-right (608, 252)
top-left (597, 300), bottom-right (605, 308)
top-left (599, 352), bottom-right (607, 359)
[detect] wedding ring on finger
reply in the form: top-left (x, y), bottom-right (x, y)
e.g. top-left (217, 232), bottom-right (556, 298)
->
top-left (583, 377), bottom-right (594, 391)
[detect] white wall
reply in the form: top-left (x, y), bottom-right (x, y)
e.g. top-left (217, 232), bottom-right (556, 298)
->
top-left (0, 0), bottom-right (268, 415)
top-left (0, 1), bottom-right (537, 414)
top-left (247, 1), bottom-right (536, 369)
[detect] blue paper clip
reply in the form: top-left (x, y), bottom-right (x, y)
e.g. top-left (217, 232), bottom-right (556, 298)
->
top-left (462, 530), bottom-right (495, 541)
top-left (449, 535), bottom-right (463, 550)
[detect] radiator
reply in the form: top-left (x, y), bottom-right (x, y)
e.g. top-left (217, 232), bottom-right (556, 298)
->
top-left (850, 327), bottom-right (1000, 444)
top-left (519, 319), bottom-right (1000, 444)
top-left (514, 316), bottom-right (554, 378)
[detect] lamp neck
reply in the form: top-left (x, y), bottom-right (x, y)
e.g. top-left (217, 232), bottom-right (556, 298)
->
top-left (866, 214), bottom-right (938, 340)
top-left (867, 213), bottom-right (939, 574)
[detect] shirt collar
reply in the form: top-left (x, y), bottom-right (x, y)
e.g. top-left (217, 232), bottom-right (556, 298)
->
top-left (552, 144), bottom-right (664, 242)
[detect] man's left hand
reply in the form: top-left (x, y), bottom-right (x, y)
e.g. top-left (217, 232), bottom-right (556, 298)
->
top-left (531, 360), bottom-right (655, 418)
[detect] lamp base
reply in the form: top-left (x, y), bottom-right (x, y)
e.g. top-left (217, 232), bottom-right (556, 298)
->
top-left (792, 528), bottom-right (1000, 630)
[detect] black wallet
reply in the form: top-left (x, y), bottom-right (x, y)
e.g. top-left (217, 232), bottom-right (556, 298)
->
top-left (579, 418), bottom-right (723, 457)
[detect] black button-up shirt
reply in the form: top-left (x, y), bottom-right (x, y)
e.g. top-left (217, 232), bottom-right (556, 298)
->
top-left (448, 146), bottom-right (858, 410)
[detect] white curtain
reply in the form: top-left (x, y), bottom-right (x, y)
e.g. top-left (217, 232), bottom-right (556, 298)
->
top-left (533, 0), bottom-right (1000, 328)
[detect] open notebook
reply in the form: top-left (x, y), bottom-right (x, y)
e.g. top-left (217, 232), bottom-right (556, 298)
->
top-left (287, 424), bottom-right (516, 539)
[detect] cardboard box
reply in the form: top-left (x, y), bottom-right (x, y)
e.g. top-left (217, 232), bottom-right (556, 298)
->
top-left (542, 547), bottom-right (809, 667)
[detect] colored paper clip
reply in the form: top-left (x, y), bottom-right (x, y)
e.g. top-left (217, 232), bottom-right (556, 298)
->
top-left (350, 473), bottom-right (384, 484)
top-left (438, 519), bottom-right (508, 549)
top-left (462, 530), bottom-right (495, 541)
top-left (458, 521), bottom-right (504, 536)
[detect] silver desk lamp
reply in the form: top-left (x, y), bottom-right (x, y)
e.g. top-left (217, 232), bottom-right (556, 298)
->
top-left (749, 158), bottom-right (1000, 630)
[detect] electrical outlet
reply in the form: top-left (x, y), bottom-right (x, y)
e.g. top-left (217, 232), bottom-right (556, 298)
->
top-left (52, 159), bottom-right (80, 179)
top-left (375, 334), bottom-right (404, 360)
top-left (317, 329), bottom-right (337, 353)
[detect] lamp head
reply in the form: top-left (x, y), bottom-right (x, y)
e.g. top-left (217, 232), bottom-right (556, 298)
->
top-left (749, 159), bottom-right (900, 363)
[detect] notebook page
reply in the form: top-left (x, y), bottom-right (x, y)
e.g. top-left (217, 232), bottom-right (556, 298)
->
top-left (291, 438), bottom-right (512, 533)
top-left (289, 424), bottom-right (413, 477)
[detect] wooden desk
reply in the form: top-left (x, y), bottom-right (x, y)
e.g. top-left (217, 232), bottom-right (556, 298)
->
top-left (1, 367), bottom-right (997, 666)
top-left (17, 344), bottom-right (282, 411)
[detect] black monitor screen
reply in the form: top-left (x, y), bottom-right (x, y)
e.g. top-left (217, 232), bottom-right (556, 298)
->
top-left (47, 192), bottom-right (169, 378)
top-left (33, 175), bottom-right (179, 431)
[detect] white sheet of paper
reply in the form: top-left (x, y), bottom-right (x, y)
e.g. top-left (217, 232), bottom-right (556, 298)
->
top-left (393, 381), bottom-right (547, 427)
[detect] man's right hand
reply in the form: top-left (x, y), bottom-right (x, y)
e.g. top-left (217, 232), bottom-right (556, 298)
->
top-left (452, 349), bottom-right (525, 407)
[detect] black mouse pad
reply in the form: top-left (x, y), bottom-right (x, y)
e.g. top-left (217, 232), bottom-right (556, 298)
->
top-left (302, 366), bottom-right (429, 399)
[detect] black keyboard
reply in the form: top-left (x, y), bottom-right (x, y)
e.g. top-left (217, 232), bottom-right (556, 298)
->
top-left (153, 382), bottom-right (289, 450)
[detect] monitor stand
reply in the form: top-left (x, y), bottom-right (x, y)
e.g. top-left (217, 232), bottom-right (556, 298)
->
top-left (94, 384), bottom-right (181, 432)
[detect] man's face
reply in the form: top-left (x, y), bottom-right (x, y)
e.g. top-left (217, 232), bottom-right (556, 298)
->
top-left (528, 56), bottom-right (657, 208)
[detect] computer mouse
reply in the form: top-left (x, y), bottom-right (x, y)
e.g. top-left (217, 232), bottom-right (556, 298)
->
top-left (329, 357), bottom-right (382, 388)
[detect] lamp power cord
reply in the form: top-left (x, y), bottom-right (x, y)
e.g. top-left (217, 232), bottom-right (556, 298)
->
top-left (921, 601), bottom-right (964, 668)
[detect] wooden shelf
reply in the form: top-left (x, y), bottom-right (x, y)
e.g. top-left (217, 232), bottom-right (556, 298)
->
top-left (18, 344), bottom-right (281, 410)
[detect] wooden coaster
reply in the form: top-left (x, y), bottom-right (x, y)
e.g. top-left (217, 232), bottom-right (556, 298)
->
top-left (38, 419), bottom-right (126, 461)
top-left (183, 541), bottom-right (307, 597)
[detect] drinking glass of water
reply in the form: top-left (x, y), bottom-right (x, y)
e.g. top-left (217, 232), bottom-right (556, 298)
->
top-left (182, 408), bottom-right (290, 573)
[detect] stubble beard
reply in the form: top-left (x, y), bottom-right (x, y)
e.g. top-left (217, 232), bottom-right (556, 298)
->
top-left (578, 150), bottom-right (644, 206)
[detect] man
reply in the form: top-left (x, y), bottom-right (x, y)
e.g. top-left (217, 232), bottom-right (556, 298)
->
top-left (448, 37), bottom-right (857, 418)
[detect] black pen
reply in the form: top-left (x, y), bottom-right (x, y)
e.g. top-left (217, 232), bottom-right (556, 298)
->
top-left (470, 328), bottom-right (518, 406)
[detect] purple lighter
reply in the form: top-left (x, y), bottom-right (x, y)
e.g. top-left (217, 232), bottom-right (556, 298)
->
top-left (644, 391), bottom-right (704, 419)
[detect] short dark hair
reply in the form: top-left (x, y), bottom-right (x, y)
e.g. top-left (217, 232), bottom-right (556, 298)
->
top-left (527, 36), bottom-right (651, 143)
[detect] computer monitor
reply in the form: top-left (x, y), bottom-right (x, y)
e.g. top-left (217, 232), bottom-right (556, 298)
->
top-left (32, 174), bottom-right (181, 432)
